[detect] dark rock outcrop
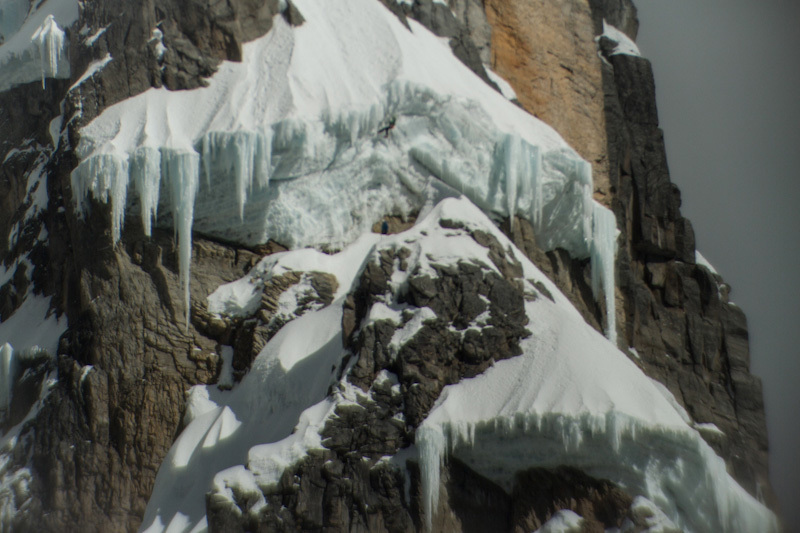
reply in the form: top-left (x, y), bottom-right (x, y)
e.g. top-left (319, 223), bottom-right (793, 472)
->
top-left (598, 40), bottom-right (773, 504)
top-left (207, 224), bottom-right (533, 530)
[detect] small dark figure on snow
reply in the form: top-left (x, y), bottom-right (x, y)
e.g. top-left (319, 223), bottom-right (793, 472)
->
top-left (381, 220), bottom-right (389, 234)
top-left (378, 115), bottom-right (397, 138)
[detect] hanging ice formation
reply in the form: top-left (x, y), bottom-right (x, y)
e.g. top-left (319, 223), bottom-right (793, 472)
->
top-left (71, 130), bottom-right (277, 329)
top-left (199, 131), bottom-right (271, 219)
top-left (0, 343), bottom-right (16, 414)
top-left (69, 0), bottom-right (619, 340)
top-left (31, 15), bottom-right (67, 89)
top-left (591, 203), bottom-right (619, 344)
top-left (415, 413), bottom-right (778, 533)
top-left (413, 130), bottom-right (618, 343)
top-left (71, 147), bottom-right (200, 329)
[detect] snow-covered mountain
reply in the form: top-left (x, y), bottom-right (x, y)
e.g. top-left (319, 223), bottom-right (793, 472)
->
top-left (0, 0), bottom-right (780, 531)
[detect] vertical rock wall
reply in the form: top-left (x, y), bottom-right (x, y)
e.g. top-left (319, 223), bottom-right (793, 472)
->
top-left (483, 0), bottom-right (611, 201)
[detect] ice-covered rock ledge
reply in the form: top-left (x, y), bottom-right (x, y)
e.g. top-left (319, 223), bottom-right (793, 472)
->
top-left (69, 0), bottom-right (619, 339)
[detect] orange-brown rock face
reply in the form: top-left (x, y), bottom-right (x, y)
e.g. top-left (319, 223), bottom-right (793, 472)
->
top-left (485, 0), bottom-right (610, 203)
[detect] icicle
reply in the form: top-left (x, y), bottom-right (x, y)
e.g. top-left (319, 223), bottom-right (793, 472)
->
top-left (504, 135), bottom-right (519, 230)
top-left (526, 145), bottom-right (543, 232)
top-left (70, 153), bottom-right (130, 243)
top-left (162, 149), bottom-right (199, 330)
top-left (417, 424), bottom-right (446, 532)
top-left (130, 147), bottom-right (162, 237)
top-left (488, 134), bottom-right (543, 233)
top-left (590, 203), bottom-right (619, 344)
top-left (0, 343), bottom-right (16, 414)
top-left (198, 131), bottom-right (271, 220)
top-left (579, 161), bottom-right (594, 245)
top-left (31, 15), bottom-right (66, 89)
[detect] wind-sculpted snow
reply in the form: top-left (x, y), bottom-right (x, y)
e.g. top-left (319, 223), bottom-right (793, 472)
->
top-left (141, 198), bottom-right (777, 532)
top-left (70, 0), bottom-right (618, 337)
top-left (0, 0), bottom-right (76, 91)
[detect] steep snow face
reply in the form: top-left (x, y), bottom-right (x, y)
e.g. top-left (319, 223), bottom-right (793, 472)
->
top-left (141, 197), bottom-right (777, 533)
top-left (0, 0), bottom-right (77, 91)
top-left (70, 0), bottom-right (618, 336)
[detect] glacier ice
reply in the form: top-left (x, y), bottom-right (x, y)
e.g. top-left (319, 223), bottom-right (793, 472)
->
top-left (412, 205), bottom-right (777, 531)
top-left (71, 0), bottom-right (621, 341)
top-left (199, 131), bottom-right (271, 219)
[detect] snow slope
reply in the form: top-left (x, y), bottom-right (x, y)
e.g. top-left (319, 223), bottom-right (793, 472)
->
top-left (70, 0), bottom-right (618, 338)
top-left (141, 197), bottom-right (777, 533)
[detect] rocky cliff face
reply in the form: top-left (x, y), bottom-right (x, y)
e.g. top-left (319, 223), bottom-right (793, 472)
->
top-left (0, 0), bottom-right (777, 531)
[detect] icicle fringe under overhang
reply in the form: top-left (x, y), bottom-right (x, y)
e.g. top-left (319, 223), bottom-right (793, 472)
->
top-left (416, 412), bottom-right (779, 533)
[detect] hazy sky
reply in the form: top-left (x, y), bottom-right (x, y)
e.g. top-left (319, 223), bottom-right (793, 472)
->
top-left (634, 1), bottom-right (800, 529)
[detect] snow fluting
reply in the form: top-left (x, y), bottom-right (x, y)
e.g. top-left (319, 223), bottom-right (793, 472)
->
top-left (69, 0), bottom-right (618, 338)
top-left (139, 197), bottom-right (777, 533)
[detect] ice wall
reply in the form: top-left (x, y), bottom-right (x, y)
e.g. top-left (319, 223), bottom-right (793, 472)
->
top-left (417, 413), bottom-right (778, 533)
